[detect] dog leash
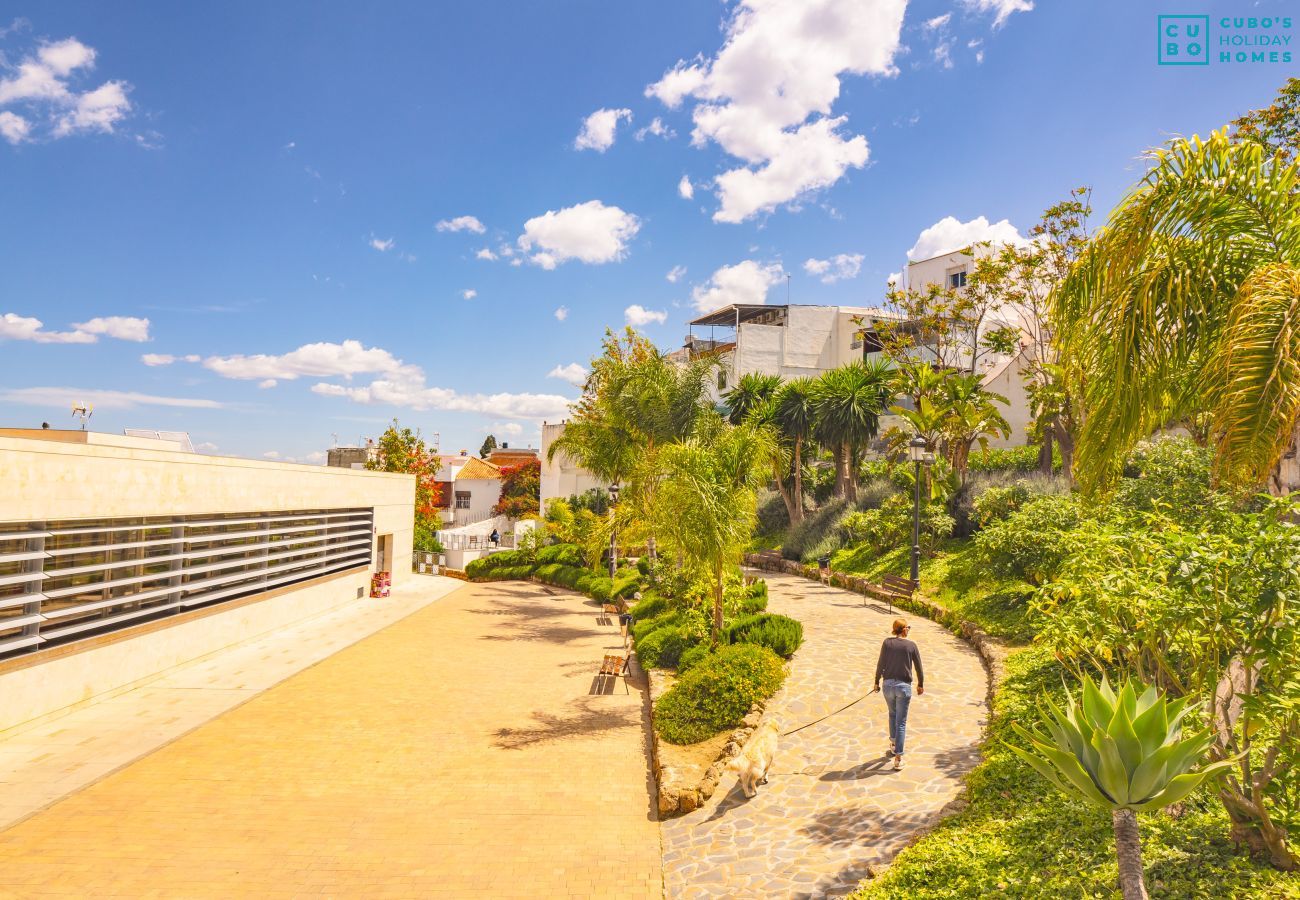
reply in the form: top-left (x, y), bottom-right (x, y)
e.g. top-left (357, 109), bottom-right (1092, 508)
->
top-left (781, 687), bottom-right (879, 737)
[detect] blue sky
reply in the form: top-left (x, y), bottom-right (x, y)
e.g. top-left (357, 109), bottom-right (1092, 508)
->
top-left (0, 0), bottom-right (1295, 462)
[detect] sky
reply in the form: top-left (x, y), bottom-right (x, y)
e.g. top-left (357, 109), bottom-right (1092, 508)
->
top-left (0, 0), bottom-right (1296, 462)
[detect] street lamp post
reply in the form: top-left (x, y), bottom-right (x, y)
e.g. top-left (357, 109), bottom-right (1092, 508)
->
top-left (607, 482), bottom-right (621, 579)
top-left (907, 437), bottom-right (928, 584)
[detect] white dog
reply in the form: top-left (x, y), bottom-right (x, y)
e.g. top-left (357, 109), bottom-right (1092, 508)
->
top-left (726, 720), bottom-right (780, 798)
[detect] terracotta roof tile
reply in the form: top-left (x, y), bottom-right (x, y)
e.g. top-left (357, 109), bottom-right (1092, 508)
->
top-left (453, 457), bottom-right (501, 480)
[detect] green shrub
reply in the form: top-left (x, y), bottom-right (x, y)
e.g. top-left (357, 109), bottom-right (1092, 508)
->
top-left (967, 444), bottom-right (1058, 473)
top-left (637, 625), bottom-right (701, 669)
top-left (636, 556), bottom-right (651, 576)
top-left (654, 644), bottom-right (786, 745)
top-left (972, 483), bottom-right (1032, 527)
top-left (631, 593), bottom-right (669, 621)
top-left (1115, 436), bottom-right (1213, 520)
top-left (782, 498), bottom-right (849, 561)
top-left (612, 571), bottom-right (642, 600)
top-left (736, 580), bottom-right (768, 616)
top-left (536, 543), bottom-right (584, 567)
top-left (676, 644), bottom-right (711, 675)
top-left (633, 610), bottom-right (686, 642)
top-left (755, 489), bottom-right (792, 535)
top-left (575, 572), bottom-right (597, 594)
top-left (725, 613), bottom-right (804, 658)
top-left (974, 494), bottom-right (1084, 584)
top-left (586, 575), bottom-right (614, 602)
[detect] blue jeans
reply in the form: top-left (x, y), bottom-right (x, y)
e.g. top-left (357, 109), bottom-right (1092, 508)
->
top-left (882, 679), bottom-right (913, 757)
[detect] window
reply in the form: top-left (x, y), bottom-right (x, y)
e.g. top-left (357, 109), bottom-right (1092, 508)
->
top-left (948, 269), bottom-right (968, 289)
top-left (455, 491), bottom-right (471, 510)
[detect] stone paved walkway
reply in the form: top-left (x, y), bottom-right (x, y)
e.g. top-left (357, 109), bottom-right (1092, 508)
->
top-left (660, 571), bottom-right (988, 899)
top-left (0, 580), bottom-right (662, 898)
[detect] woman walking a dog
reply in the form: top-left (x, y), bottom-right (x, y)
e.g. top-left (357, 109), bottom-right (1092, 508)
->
top-left (873, 618), bottom-right (924, 770)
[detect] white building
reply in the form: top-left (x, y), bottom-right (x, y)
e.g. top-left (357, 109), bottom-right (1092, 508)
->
top-left (539, 422), bottom-right (607, 510)
top-left (433, 453), bottom-right (503, 527)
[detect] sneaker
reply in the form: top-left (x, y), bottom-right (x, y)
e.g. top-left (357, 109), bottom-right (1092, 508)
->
top-left (893, 755), bottom-right (903, 770)
top-left (888, 739), bottom-right (896, 756)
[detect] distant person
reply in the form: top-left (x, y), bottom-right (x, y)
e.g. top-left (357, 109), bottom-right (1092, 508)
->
top-left (489, 528), bottom-right (500, 548)
top-left (873, 618), bottom-right (924, 770)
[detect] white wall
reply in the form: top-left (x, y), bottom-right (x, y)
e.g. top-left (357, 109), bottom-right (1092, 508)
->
top-left (539, 422), bottom-right (606, 508)
top-left (449, 477), bottom-right (500, 525)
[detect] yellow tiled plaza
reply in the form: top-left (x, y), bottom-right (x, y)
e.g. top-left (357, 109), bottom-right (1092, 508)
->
top-left (0, 580), bottom-right (663, 898)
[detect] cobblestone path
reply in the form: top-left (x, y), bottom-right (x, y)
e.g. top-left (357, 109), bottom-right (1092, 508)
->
top-left (0, 580), bottom-right (662, 898)
top-left (660, 571), bottom-right (988, 899)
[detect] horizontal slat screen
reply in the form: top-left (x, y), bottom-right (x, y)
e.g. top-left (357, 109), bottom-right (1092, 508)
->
top-left (0, 508), bottom-right (374, 660)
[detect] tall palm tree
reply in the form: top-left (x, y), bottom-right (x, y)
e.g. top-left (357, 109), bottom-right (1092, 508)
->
top-left (650, 418), bottom-right (774, 641)
top-left (774, 378), bottom-right (817, 524)
top-left (723, 372), bottom-right (783, 425)
top-left (1056, 129), bottom-right (1300, 495)
top-left (937, 373), bottom-right (1012, 483)
top-left (811, 360), bottom-right (896, 502)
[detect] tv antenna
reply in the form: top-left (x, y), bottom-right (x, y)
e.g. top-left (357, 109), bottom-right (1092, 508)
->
top-left (71, 402), bottom-right (93, 430)
top-left (330, 432), bottom-right (339, 448)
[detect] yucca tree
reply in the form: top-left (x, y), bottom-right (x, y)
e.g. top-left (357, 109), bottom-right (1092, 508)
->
top-left (811, 360), bottom-right (895, 502)
top-left (1009, 675), bottom-right (1237, 900)
top-left (937, 373), bottom-right (1011, 484)
top-left (1056, 128), bottom-right (1300, 495)
top-left (774, 378), bottom-right (817, 524)
top-left (723, 372), bottom-right (783, 425)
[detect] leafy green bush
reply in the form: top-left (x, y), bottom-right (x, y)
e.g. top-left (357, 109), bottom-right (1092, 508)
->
top-left (630, 592), bottom-right (669, 621)
top-left (736, 580), bottom-right (768, 616)
top-left (1115, 436), bottom-right (1213, 520)
top-left (465, 550), bottom-right (537, 579)
top-left (972, 483), bottom-right (1033, 527)
top-left (755, 489), bottom-right (792, 536)
top-left (967, 444), bottom-right (1058, 474)
top-left (637, 625), bottom-right (702, 669)
top-left (535, 543), bottom-right (584, 567)
top-left (841, 495), bottom-right (952, 556)
top-left (676, 644), bottom-right (711, 675)
top-left (585, 575), bottom-right (614, 601)
top-left (612, 571), bottom-right (642, 600)
top-left (974, 494), bottom-right (1085, 585)
top-left (725, 613), bottom-right (804, 658)
top-left (654, 644), bottom-right (786, 744)
top-left (782, 498), bottom-right (849, 561)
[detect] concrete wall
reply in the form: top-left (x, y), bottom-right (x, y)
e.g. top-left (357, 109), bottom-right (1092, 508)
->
top-left (539, 422), bottom-right (606, 508)
top-left (448, 476), bottom-right (500, 526)
top-left (0, 435), bottom-right (415, 576)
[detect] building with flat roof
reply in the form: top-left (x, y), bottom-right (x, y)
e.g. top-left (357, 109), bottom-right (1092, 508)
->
top-left (0, 428), bottom-right (415, 731)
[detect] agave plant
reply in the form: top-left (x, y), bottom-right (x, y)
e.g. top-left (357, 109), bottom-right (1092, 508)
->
top-left (1008, 675), bottom-right (1236, 900)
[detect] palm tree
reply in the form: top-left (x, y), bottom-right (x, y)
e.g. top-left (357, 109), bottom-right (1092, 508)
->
top-left (1056, 129), bottom-right (1300, 495)
top-left (774, 378), bottom-right (817, 524)
top-left (937, 373), bottom-right (1012, 484)
top-left (650, 419), bottom-right (774, 641)
top-left (723, 372), bottom-right (783, 425)
top-left (811, 360), bottom-right (896, 502)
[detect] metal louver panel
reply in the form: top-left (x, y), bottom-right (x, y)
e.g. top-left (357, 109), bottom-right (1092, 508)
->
top-left (0, 508), bottom-right (374, 660)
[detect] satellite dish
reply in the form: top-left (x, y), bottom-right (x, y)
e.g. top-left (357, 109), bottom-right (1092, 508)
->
top-left (71, 402), bottom-right (93, 431)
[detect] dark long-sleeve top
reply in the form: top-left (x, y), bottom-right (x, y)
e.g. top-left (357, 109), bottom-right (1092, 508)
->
top-left (874, 636), bottom-right (924, 689)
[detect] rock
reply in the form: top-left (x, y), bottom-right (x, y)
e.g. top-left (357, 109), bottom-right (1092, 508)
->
top-left (658, 787), bottom-right (678, 817)
top-left (742, 711), bottom-right (762, 728)
top-left (678, 790), bottom-right (699, 813)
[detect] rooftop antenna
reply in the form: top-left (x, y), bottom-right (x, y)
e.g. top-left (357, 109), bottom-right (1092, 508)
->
top-left (787, 273), bottom-right (792, 304)
top-left (431, 432), bottom-right (440, 453)
top-left (330, 432), bottom-right (339, 448)
top-left (70, 402), bottom-right (93, 431)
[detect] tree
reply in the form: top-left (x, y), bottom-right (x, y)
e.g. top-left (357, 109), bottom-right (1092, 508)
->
top-left (479, 434), bottom-right (497, 459)
top-left (774, 378), bottom-right (817, 524)
top-left (723, 372), bottom-right (783, 425)
top-left (1232, 76), bottom-right (1300, 162)
top-left (880, 268), bottom-right (1007, 376)
top-left (648, 418), bottom-right (773, 642)
top-left (1009, 675), bottom-right (1236, 900)
top-left (811, 361), bottom-right (895, 502)
top-left (1056, 129), bottom-right (1300, 495)
top-left (493, 458), bottom-right (540, 519)
top-left (366, 419), bottom-right (443, 521)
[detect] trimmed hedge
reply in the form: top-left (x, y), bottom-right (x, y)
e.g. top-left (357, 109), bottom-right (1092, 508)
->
top-left (725, 612), bottom-right (804, 658)
top-left (637, 625), bottom-right (700, 669)
top-left (676, 644), bottom-right (711, 675)
top-left (654, 644), bottom-right (786, 744)
top-left (536, 543), bottom-right (584, 567)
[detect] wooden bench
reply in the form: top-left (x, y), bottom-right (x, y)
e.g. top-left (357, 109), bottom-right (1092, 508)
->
top-left (870, 574), bottom-right (918, 612)
top-left (597, 653), bottom-right (631, 693)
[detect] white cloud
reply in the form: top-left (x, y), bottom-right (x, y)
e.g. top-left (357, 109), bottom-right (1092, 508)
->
top-left (691, 261), bottom-right (783, 313)
top-left (547, 362), bottom-right (589, 386)
top-left (634, 117), bottom-right (674, 141)
top-left (933, 41), bottom-right (955, 69)
top-left (887, 271), bottom-right (902, 287)
top-left (962, 0), bottom-right (1034, 27)
top-left (517, 200), bottom-right (641, 269)
top-left (803, 253), bottom-right (863, 284)
top-left (924, 12), bottom-right (952, 29)
top-left (369, 236), bottom-right (394, 252)
top-left (666, 264), bottom-right (687, 283)
top-left (624, 305), bottom-right (668, 327)
top-left (554, 306), bottom-right (569, 321)
top-left (0, 38), bottom-right (133, 141)
top-left (202, 339), bottom-right (406, 382)
top-left (677, 175), bottom-right (694, 200)
top-left (907, 215), bottom-right (1027, 261)
top-left (311, 374), bottom-right (571, 421)
top-left (0, 111), bottom-right (30, 143)
top-left (436, 215), bottom-right (486, 234)
top-left (574, 107), bottom-right (632, 152)
top-left (141, 353), bottom-right (174, 366)
top-left (461, 289), bottom-right (477, 300)
top-left (645, 0), bottom-right (906, 223)
top-left (494, 422), bottom-right (525, 437)
top-left (475, 247), bottom-right (497, 261)
top-left (72, 316), bottom-right (150, 342)
top-left (195, 441), bottom-right (218, 453)
top-left (1, 312), bottom-right (148, 344)
top-left (304, 450), bottom-right (326, 464)
top-left (0, 386), bottom-right (221, 409)
top-left (257, 378), bottom-right (277, 389)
